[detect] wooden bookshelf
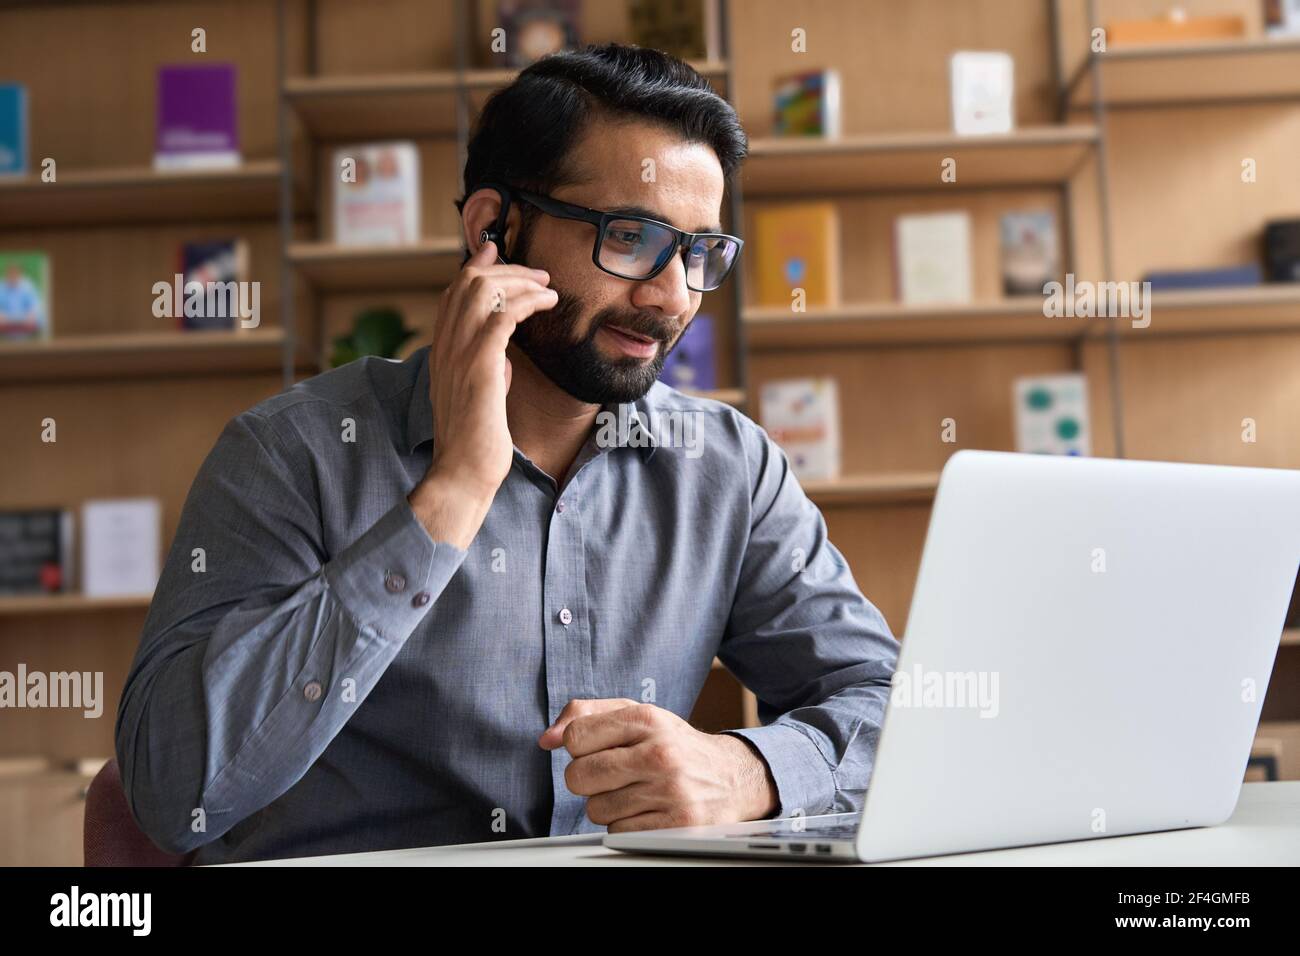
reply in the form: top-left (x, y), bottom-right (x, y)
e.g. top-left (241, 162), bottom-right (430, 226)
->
top-left (287, 239), bottom-right (464, 292)
top-left (0, 593), bottom-right (152, 617)
top-left (741, 126), bottom-right (1099, 196)
top-left (1081, 286), bottom-right (1300, 338)
top-left (803, 472), bottom-right (940, 507)
top-left (0, 329), bottom-right (290, 384)
top-left (0, 161), bottom-right (285, 228)
top-left (285, 72), bottom-right (464, 139)
top-left (681, 387), bottom-right (746, 406)
top-left (1066, 36), bottom-right (1300, 110)
top-left (744, 299), bottom-right (1096, 348)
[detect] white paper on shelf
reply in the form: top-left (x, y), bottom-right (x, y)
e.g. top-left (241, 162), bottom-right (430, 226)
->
top-left (80, 498), bottom-right (161, 598)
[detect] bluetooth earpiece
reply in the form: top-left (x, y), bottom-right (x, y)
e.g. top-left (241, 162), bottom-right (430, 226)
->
top-left (479, 228), bottom-right (509, 264)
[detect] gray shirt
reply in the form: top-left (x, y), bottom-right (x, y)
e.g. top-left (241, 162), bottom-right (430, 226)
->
top-left (116, 347), bottom-right (899, 864)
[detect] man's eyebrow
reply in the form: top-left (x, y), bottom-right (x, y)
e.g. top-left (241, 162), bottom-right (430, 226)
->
top-left (608, 204), bottom-right (722, 234)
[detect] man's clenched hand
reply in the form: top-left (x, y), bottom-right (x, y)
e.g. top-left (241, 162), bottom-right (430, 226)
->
top-left (538, 698), bottom-right (779, 832)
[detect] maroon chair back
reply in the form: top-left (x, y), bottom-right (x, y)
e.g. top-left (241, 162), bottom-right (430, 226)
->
top-left (84, 758), bottom-right (195, 867)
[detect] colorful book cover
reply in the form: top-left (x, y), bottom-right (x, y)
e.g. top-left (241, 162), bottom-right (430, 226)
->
top-left (1000, 210), bottom-right (1059, 296)
top-left (176, 239), bottom-right (249, 331)
top-left (0, 251), bottom-right (51, 341)
top-left (760, 378), bottom-right (841, 481)
top-left (0, 83), bottom-right (28, 175)
top-left (1014, 373), bottom-right (1091, 456)
top-left (753, 202), bottom-right (840, 308)
top-left (0, 509), bottom-right (74, 595)
top-left (628, 0), bottom-right (706, 59)
top-left (496, 0), bottom-right (581, 67)
top-left (894, 211), bottom-right (972, 305)
top-left (155, 64), bottom-right (240, 169)
top-left (950, 51), bottom-right (1014, 136)
top-left (332, 142), bottom-right (421, 246)
top-left (773, 70), bottom-right (841, 138)
top-left (660, 314), bottom-right (716, 391)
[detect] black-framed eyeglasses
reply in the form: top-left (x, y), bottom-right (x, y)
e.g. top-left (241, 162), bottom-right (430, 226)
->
top-left (485, 183), bottom-right (743, 293)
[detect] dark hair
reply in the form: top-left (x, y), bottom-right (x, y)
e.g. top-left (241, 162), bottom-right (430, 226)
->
top-left (457, 43), bottom-right (748, 216)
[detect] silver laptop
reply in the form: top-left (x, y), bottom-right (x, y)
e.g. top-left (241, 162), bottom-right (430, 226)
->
top-left (605, 450), bottom-right (1300, 862)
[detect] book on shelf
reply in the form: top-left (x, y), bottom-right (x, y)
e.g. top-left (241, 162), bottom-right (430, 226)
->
top-left (1265, 0), bottom-right (1300, 36)
top-left (753, 202), bottom-right (840, 308)
top-left (660, 314), bottom-right (716, 391)
top-left (1014, 373), bottom-right (1091, 456)
top-left (1106, 12), bottom-right (1245, 46)
top-left (0, 251), bottom-right (51, 341)
top-left (894, 211), bottom-right (972, 305)
top-left (332, 142), bottom-right (421, 247)
top-left (155, 64), bottom-right (240, 170)
top-left (496, 0), bottom-right (581, 67)
top-left (773, 69), bottom-right (841, 138)
top-left (950, 51), bottom-right (1014, 136)
top-left (0, 509), bottom-right (75, 595)
top-left (1264, 219), bottom-right (1300, 281)
top-left (1143, 264), bottom-right (1263, 291)
top-left (1000, 210), bottom-right (1059, 296)
top-left (759, 378), bottom-right (841, 481)
top-left (629, 0), bottom-right (708, 60)
top-left (81, 499), bottom-right (161, 599)
top-left (0, 82), bottom-right (28, 176)
top-left (175, 239), bottom-right (250, 331)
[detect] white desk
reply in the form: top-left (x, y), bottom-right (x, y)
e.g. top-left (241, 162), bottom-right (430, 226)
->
top-left (226, 781), bottom-right (1300, 866)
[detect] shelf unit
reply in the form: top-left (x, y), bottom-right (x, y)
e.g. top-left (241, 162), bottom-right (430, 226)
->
top-left (5, 0), bottom-right (1300, 866)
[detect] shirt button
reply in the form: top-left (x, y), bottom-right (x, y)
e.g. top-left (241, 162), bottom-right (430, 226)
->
top-left (385, 572), bottom-right (406, 593)
top-left (412, 591), bottom-right (431, 607)
top-left (556, 501), bottom-right (566, 514)
top-left (303, 680), bottom-right (323, 702)
top-left (558, 607), bottom-right (573, 626)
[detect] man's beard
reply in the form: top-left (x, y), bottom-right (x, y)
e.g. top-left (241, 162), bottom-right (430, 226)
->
top-left (508, 228), bottom-right (678, 405)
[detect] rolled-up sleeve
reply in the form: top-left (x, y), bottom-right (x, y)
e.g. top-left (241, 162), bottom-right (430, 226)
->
top-left (717, 425), bottom-right (899, 820)
top-left (115, 409), bottom-right (465, 855)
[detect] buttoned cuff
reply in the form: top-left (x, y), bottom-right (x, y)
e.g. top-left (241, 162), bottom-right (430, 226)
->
top-left (722, 723), bottom-right (838, 820)
top-left (323, 500), bottom-right (466, 641)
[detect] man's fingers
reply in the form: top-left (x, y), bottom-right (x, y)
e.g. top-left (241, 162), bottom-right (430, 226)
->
top-left (451, 276), bottom-right (552, 354)
top-left (538, 698), bottom-right (640, 751)
top-left (564, 747), bottom-right (644, 798)
top-left (605, 811), bottom-right (678, 834)
top-left (583, 782), bottom-right (663, 825)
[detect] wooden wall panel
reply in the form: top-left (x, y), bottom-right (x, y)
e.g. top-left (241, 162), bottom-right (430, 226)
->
top-left (1113, 331), bottom-right (1300, 468)
top-left (313, 0), bottom-right (460, 74)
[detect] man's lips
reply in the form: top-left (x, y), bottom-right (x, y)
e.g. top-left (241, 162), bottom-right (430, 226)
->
top-left (599, 323), bottom-right (663, 359)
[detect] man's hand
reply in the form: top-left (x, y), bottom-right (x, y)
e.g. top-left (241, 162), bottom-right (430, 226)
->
top-left (538, 699), bottom-right (779, 832)
top-left (407, 240), bottom-right (557, 549)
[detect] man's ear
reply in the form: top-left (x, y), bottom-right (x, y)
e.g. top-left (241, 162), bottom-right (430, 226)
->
top-left (461, 187), bottom-right (519, 258)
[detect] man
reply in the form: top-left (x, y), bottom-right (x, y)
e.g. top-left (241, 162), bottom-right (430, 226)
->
top-left (117, 44), bottom-right (898, 864)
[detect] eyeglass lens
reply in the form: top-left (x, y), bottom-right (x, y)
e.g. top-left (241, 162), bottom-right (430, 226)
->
top-left (598, 219), bottom-right (738, 291)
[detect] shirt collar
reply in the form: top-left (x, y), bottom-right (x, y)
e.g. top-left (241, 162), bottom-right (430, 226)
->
top-left (405, 347), bottom-right (658, 462)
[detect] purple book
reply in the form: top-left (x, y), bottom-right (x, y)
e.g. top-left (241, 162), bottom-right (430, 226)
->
top-left (155, 64), bottom-right (239, 169)
top-left (660, 314), bottom-right (716, 391)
